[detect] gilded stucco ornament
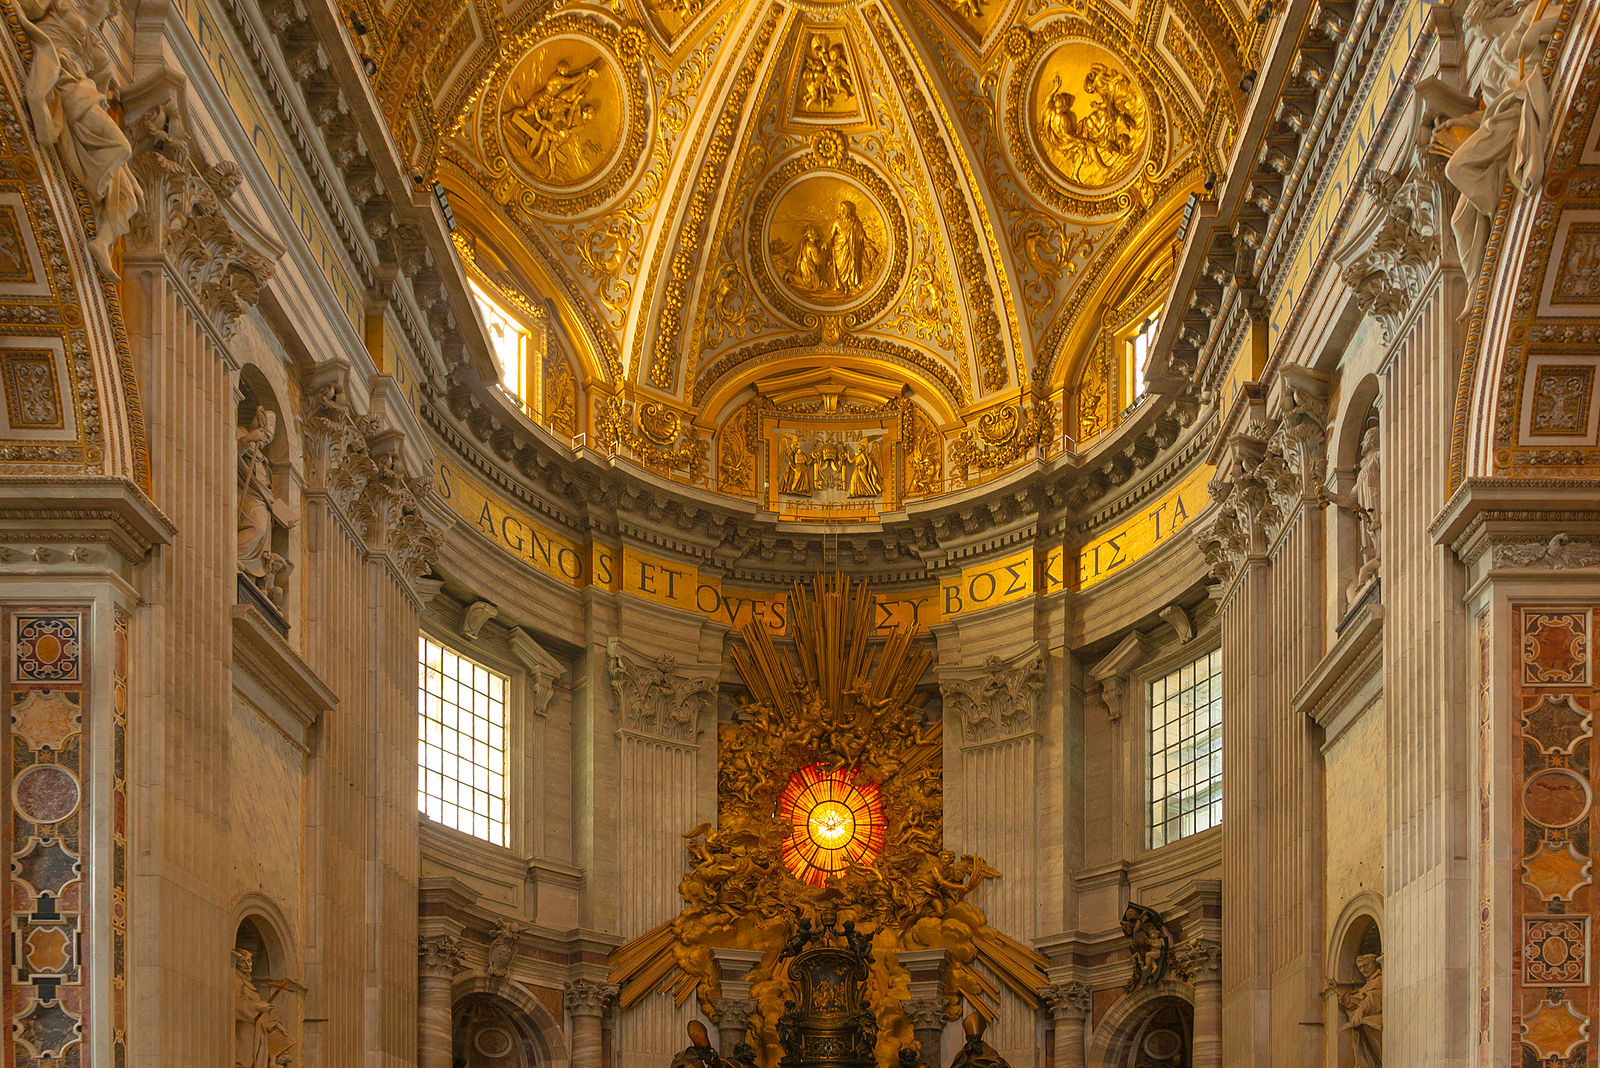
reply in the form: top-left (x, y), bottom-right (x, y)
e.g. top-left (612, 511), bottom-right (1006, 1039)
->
top-left (478, 15), bottom-right (650, 217)
top-left (750, 153), bottom-right (909, 333)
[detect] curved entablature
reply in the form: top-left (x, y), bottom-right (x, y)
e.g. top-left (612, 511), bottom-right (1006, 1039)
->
top-left (352, 0), bottom-right (1257, 519)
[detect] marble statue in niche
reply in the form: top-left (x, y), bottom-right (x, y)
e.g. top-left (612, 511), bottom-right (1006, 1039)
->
top-left (234, 948), bottom-right (294, 1067)
top-left (237, 405), bottom-right (292, 607)
top-left (1326, 953), bottom-right (1383, 1066)
top-left (15, 0), bottom-right (144, 278)
top-left (1326, 422), bottom-right (1381, 606)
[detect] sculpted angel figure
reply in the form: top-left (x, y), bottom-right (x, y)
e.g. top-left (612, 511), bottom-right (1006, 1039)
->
top-left (779, 434), bottom-right (815, 496)
top-left (846, 439), bottom-right (882, 498)
top-left (15, 0), bottom-right (144, 278)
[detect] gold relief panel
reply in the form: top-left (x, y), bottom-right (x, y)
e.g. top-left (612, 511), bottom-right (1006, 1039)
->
top-left (749, 153), bottom-right (909, 333)
top-left (786, 25), bottom-right (867, 128)
top-left (716, 400), bottom-right (761, 496)
top-left (1518, 354), bottom-right (1600, 447)
top-left (902, 406), bottom-right (943, 499)
top-left (1005, 20), bottom-right (1168, 216)
top-left (543, 353), bottom-right (578, 439)
top-left (0, 338), bottom-right (73, 440)
top-left (639, 0), bottom-right (713, 50)
top-left (480, 16), bottom-right (649, 217)
top-left (767, 415), bottom-right (895, 520)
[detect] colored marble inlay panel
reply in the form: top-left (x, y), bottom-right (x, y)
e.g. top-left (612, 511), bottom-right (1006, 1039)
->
top-left (1513, 604), bottom-right (1600, 1063)
top-left (6, 608), bottom-right (88, 1066)
top-left (112, 607), bottom-right (128, 1060)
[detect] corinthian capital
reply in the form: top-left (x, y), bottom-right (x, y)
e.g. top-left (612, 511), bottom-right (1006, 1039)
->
top-left (1038, 981), bottom-right (1092, 1020)
top-left (563, 978), bottom-right (619, 1018)
top-left (418, 934), bottom-right (463, 977)
top-left (940, 644), bottom-right (1046, 745)
top-left (902, 996), bottom-right (949, 1031)
top-left (607, 640), bottom-right (716, 742)
top-left (1175, 937), bottom-right (1222, 984)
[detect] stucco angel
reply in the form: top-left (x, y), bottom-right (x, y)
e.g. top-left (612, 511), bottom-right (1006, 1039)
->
top-left (14, 0), bottom-right (143, 278)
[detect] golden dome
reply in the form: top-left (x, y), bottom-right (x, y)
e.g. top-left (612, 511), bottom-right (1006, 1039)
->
top-left (363, 0), bottom-right (1253, 515)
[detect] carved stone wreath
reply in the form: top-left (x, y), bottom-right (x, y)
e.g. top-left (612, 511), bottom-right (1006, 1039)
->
top-left (477, 14), bottom-right (651, 218)
top-left (1004, 18), bottom-right (1170, 216)
top-left (747, 152), bottom-right (909, 333)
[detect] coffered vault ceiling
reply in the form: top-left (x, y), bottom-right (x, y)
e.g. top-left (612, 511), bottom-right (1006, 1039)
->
top-left (356, 0), bottom-right (1252, 511)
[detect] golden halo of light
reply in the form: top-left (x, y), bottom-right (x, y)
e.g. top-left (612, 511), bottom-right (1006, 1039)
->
top-left (777, 763), bottom-right (884, 887)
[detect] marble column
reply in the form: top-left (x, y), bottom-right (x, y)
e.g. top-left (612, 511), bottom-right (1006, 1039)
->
top-left (1179, 939), bottom-right (1224, 1068)
top-left (567, 978), bottom-right (620, 1068)
top-left (1039, 982), bottom-right (1091, 1068)
top-left (419, 934), bottom-right (463, 1068)
top-left (903, 997), bottom-right (948, 1068)
top-left (712, 948), bottom-right (765, 1054)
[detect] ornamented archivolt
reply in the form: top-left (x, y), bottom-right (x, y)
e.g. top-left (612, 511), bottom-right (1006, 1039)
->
top-left (608, 578), bottom-right (1045, 1068)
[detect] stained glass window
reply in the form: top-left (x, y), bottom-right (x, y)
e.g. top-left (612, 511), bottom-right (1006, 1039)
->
top-left (1148, 648), bottom-right (1222, 848)
top-left (777, 764), bottom-right (885, 887)
top-left (419, 636), bottom-right (508, 846)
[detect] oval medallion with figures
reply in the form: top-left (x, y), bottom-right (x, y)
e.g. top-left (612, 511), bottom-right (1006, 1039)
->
top-left (1028, 42), bottom-right (1149, 192)
top-left (497, 36), bottom-right (627, 192)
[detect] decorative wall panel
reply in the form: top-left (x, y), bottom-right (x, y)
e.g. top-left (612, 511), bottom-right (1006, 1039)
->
top-left (1512, 605), bottom-right (1599, 1063)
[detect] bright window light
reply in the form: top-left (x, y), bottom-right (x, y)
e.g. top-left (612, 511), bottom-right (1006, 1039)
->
top-left (1148, 648), bottom-right (1221, 848)
top-left (418, 635), bottom-right (508, 846)
top-left (469, 281), bottom-right (530, 406)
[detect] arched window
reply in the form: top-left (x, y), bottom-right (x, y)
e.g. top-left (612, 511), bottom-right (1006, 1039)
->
top-left (470, 281), bottom-right (535, 415)
top-left (1122, 312), bottom-right (1161, 413)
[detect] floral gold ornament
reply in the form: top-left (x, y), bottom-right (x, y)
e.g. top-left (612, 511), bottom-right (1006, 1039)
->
top-left (750, 155), bottom-right (908, 330)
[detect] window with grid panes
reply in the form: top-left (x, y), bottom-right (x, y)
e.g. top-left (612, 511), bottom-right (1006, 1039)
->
top-left (1148, 648), bottom-right (1222, 847)
top-left (418, 636), bottom-right (508, 846)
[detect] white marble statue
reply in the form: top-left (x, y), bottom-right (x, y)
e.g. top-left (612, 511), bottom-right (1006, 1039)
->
top-left (1326, 425), bottom-right (1381, 606)
top-left (1435, 0), bottom-right (1562, 307)
top-left (233, 949), bottom-right (292, 1068)
top-left (1327, 953), bottom-right (1383, 1066)
top-left (237, 408), bottom-right (278, 583)
top-left (13, 0), bottom-right (144, 279)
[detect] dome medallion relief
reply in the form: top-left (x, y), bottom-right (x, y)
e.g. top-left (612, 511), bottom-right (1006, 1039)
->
top-left (1007, 23), bottom-right (1167, 213)
top-left (749, 142), bottom-right (909, 335)
top-left (480, 16), bottom-right (649, 215)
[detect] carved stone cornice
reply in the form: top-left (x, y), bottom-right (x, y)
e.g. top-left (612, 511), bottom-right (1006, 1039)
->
top-left (121, 72), bottom-right (283, 344)
top-left (0, 477), bottom-right (174, 572)
top-left (607, 640), bottom-right (717, 743)
top-left (418, 934), bottom-right (463, 978)
top-left (1037, 981), bottom-right (1092, 1020)
top-left (1088, 632), bottom-right (1152, 722)
top-left (940, 644), bottom-right (1046, 745)
top-left (508, 626), bottom-right (566, 716)
top-left (563, 978), bottom-right (619, 1018)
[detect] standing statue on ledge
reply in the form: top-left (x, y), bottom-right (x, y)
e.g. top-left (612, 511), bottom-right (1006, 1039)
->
top-left (1324, 423), bottom-right (1381, 607)
top-left (13, 0), bottom-right (143, 279)
top-left (1325, 953), bottom-right (1382, 1067)
top-left (238, 408), bottom-right (287, 602)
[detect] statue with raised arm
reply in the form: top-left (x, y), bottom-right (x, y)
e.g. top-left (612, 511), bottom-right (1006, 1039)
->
top-left (13, 0), bottom-right (143, 278)
top-left (1325, 953), bottom-right (1382, 1066)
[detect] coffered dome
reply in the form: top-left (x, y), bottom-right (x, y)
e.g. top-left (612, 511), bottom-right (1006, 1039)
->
top-left (358, 0), bottom-right (1254, 516)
